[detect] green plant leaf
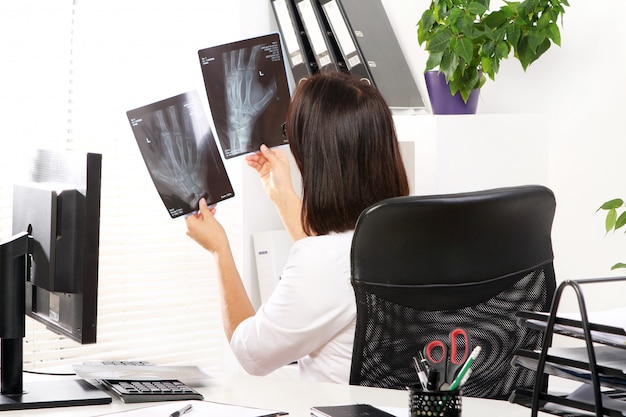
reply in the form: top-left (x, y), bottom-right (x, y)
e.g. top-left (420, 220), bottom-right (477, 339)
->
top-left (506, 24), bottom-right (521, 48)
top-left (456, 37), bottom-right (474, 63)
top-left (537, 9), bottom-right (552, 29)
top-left (517, 36), bottom-right (551, 70)
top-left (599, 198), bottom-right (624, 211)
top-left (606, 208), bottom-right (617, 233)
top-left (481, 56), bottom-right (494, 79)
top-left (527, 30), bottom-right (547, 54)
top-left (610, 262), bottom-right (626, 271)
top-left (425, 51), bottom-right (444, 72)
top-left (495, 40), bottom-right (510, 59)
top-left (440, 50), bottom-right (459, 79)
top-left (467, 1), bottom-right (488, 16)
top-left (427, 30), bottom-right (452, 53)
top-left (615, 211), bottom-right (626, 230)
top-left (548, 22), bottom-right (561, 45)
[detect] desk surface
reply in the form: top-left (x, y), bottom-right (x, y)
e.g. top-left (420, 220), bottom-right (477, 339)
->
top-left (2, 372), bottom-right (551, 417)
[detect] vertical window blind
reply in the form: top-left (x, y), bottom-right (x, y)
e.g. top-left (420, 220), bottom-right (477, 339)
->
top-left (1, 0), bottom-right (246, 372)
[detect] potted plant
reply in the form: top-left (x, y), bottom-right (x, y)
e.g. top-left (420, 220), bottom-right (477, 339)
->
top-left (598, 198), bottom-right (626, 270)
top-left (417, 0), bottom-right (570, 113)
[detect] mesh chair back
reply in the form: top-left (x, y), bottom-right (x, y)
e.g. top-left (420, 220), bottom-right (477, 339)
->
top-left (349, 185), bottom-right (556, 399)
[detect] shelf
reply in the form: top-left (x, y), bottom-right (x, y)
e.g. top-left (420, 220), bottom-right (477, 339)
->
top-left (510, 277), bottom-right (626, 417)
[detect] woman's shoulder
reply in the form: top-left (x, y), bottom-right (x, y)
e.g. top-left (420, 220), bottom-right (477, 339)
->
top-left (294, 230), bottom-right (354, 250)
top-left (288, 230), bottom-right (354, 265)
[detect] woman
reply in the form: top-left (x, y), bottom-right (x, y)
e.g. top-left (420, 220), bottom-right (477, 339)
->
top-left (185, 71), bottom-right (409, 383)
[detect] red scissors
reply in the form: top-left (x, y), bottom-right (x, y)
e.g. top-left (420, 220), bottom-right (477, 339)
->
top-left (423, 328), bottom-right (471, 388)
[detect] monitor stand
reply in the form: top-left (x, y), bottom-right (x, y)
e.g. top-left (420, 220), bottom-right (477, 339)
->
top-left (0, 379), bottom-right (112, 411)
top-left (0, 234), bottom-right (112, 411)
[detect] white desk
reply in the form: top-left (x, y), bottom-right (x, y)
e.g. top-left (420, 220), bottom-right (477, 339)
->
top-left (1, 372), bottom-right (552, 417)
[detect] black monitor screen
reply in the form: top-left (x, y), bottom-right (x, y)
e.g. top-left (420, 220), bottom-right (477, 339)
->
top-left (11, 150), bottom-right (102, 344)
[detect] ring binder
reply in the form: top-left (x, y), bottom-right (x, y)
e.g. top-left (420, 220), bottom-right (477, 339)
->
top-left (293, 0), bottom-right (342, 72)
top-left (270, 0), bottom-right (316, 83)
top-left (271, 0), bottom-right (425, 110)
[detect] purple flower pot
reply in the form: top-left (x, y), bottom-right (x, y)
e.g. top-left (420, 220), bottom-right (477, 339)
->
top-left (424, 71), bottom-right (480, 115)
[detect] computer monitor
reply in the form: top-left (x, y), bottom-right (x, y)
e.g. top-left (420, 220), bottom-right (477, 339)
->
top-left (0, 150), bottom-right (111, 410)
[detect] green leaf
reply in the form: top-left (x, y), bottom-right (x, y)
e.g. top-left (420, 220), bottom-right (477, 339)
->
top-left (517, 36), bottom-right (551, 70)
top-left (606, 208), bottom-right (617, 233)
top-left (599, 198), bottom-right (624, 211)
top-left (425, 51), bottom-right (444, 72)
top-left (417, 10), bottom-right (435, 45)
top-left (440, 50), bottom-right (459, 79)
top-left (420, 9), bottom-right (435, 29)
top-left (537, 9), bottom-right (552, 29)
top-left (548, 22), bottom-right (561, 46)
top-left (483, 10), bottom-right (508, 28)
top-left (456, 37), bottom-right (474, 63)
top-left (481, 56), bottom-right (494, 79)
top-left (456, 14), bottom-right (476, 35)
top-left (610, 262), bottom-right (626, 271)
top-left (615, 211), bottom-right (626, 230)
top-left (495, 40), bottom-right (510, 59)
top-left (482, 40), bottom-right (495, 57)
top-left (506, 24), bottom-right (521, 48)
top-left (467, 1), bottom-right (488, 16)
top-left (526, 29), bottom-right (544, 52)
top-left (427, 30), bottom-right (452, 53)
top-left (460, 88), bottom-right (471, 103)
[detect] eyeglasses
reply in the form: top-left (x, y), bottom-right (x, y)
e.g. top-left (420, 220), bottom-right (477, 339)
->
top-left (281, 122), bottom-right (287, 137)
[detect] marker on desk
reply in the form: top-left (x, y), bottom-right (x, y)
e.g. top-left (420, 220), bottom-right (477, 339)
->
top-left (449, 345), bottom-right (481, 391)
top-left (169, 403), bottom-right (193, 417)
top-left (426, 368), bottom-right (440, 391)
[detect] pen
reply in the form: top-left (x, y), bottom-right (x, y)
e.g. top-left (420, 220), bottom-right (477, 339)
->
top-left (458, 368), bottom-right (473, 388)
top-left (412, 356), bottom-right (429, 390)
top-left (449, 345), bottom-right (481, 391)
top-left (169, 403), bottom-right (193, 417)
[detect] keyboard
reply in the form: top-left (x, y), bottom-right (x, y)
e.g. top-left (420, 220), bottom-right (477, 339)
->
top-left (92, 361), bottom-right (204, 403)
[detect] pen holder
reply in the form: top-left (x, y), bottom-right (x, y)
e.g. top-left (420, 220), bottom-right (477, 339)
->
top-left (409, 385), bottom-right (462, 417)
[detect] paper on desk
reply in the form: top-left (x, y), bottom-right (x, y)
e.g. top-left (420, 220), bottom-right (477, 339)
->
top-left (73, 364), bottom-right (210, 381)
top-left (566, 384), bottom-right (626, 416)
top-left (94, 399), bottom-right (288, 417)
top-left (527, 307), bottom-right (626, 346)
top-left (512, 347), bottom-right (626, 390)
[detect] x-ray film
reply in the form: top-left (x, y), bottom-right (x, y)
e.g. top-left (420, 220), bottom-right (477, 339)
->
top-left (127, 91), bottom-right (235, 219)
top-left (198, 33), bottom-right (291, 159)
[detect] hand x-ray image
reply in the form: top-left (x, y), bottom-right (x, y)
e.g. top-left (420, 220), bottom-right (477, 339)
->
top-left (199, 33), bottom-right (291, 159)
top-left (127, 91), bottom-right (235, 218)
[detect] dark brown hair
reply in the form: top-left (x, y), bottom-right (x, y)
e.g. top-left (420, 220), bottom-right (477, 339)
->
top-left (287, 71), bottom-right (409, 236)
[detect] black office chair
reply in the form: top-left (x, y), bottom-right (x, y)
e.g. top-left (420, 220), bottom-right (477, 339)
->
top-left (349, 185), bottom-right (556, 399)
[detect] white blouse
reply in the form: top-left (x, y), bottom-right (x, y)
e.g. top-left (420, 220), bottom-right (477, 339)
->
top-left (230, 231), bottom-right (356, 383)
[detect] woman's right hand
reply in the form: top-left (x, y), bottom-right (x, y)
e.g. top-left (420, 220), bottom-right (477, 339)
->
top-left (245, 144), bottom-right (294, 204)
top-left (245, 144), bottom-right (306, 240)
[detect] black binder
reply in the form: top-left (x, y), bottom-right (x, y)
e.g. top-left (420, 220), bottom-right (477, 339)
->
top-left (293, 0), bottom-right (342, 72)
top-left (328, 0), bottom-right (424, 110)
top-left (317, 0), bottom-right (371, 83)
top-left (270, 0), bottom-right (316, 83)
